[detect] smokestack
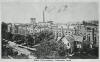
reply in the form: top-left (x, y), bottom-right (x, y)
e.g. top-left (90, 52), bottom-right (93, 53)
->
top-left (43, 6), bottom-right (48, 22)
top-left (43, 11), bottom-right (45, 22)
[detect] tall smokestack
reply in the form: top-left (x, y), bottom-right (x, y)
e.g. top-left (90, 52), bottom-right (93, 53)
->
top-left (43, 10), bottom-right (45, 22)
top-left (43, 6), bottom-right (47, 22)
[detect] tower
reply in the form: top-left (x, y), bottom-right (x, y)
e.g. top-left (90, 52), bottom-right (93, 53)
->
top-left (30, 18), bottom-right (36, 25)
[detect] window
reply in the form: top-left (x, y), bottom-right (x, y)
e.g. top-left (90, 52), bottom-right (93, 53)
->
top-left (68, 43), bottom-right (69, 46)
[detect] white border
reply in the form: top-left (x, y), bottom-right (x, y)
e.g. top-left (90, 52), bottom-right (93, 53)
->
top-left (0, 0), bottom-right (100, 62)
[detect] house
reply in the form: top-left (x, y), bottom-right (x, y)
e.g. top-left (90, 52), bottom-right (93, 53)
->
top-left (57, 35), bottom-right (75, 54)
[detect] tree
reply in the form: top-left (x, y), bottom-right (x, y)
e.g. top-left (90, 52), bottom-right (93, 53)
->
top-left (1, 22), bottom-right (8, 39)
top-left (35, 39), bottom-right (66, 59)
top-left (33, 30), bottom-right (55, 44)
top-left (25, 35), bottom-right (34, 47)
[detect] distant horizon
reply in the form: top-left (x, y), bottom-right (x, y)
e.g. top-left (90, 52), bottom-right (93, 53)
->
top-left (2, 19), bottom-right (98, 25)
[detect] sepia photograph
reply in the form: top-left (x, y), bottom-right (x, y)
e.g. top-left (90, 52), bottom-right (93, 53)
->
top-left (1, 0), bottom-right (99, 59)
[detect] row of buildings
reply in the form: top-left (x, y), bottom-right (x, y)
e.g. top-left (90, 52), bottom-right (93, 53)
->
top-left (7, 18), bottom-right (51, 35)
top-left (7, 18), bottom-right (99, 47)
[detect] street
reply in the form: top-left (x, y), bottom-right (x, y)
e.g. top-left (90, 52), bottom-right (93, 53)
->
top-left (2, 41), bottom-right (37, 59)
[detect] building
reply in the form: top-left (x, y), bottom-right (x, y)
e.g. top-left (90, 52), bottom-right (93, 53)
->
top-left (7, 23), bottom-right (12, 32)
top-left (83, 20), bottom-right (99, 47)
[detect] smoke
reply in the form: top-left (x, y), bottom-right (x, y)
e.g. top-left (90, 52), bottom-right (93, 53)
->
top-left (57, 4), bottom-right (68, 13)
top-left (44, 5), bottom-right (55, 13)
top-left (45, 4), bottom-right (68, 13)
top-left (63, 5), bottom-right (68, 11)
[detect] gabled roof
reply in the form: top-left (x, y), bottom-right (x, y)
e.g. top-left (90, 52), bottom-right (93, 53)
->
top-left (65, 35), bottom-right (75, 43)
top-left (57, 35), bottom-right (75, 44)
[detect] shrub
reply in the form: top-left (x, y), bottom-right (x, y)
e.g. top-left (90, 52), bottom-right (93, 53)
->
top-left (33, 30), bottom-right (55, 44)
top-left (35, 39), bottom-right (66, 59)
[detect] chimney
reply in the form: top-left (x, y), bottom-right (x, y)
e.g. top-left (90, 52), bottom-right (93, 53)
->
top-left (30, 18), bottom-right (36, 24)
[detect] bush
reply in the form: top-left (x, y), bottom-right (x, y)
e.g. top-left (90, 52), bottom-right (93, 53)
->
top-left (25, 35), bottom-right (35, 46)
top-left (35, 39), bottom-right (66, 59)
top-left (12, 34), bottom-right (25, 44)
top-left (33, 30), bottom-right (55, 44)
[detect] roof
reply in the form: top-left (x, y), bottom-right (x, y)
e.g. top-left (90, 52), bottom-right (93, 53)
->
top-left (57, 35), bottom-right (75, 44)
top-left (73, 35), bottom-right (83, 42)
top-left (65, 35), bottom-right (75, 43)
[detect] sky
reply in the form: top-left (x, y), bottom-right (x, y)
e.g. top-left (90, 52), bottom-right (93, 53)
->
top-left (1, 1), bottom-right (98, 24)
